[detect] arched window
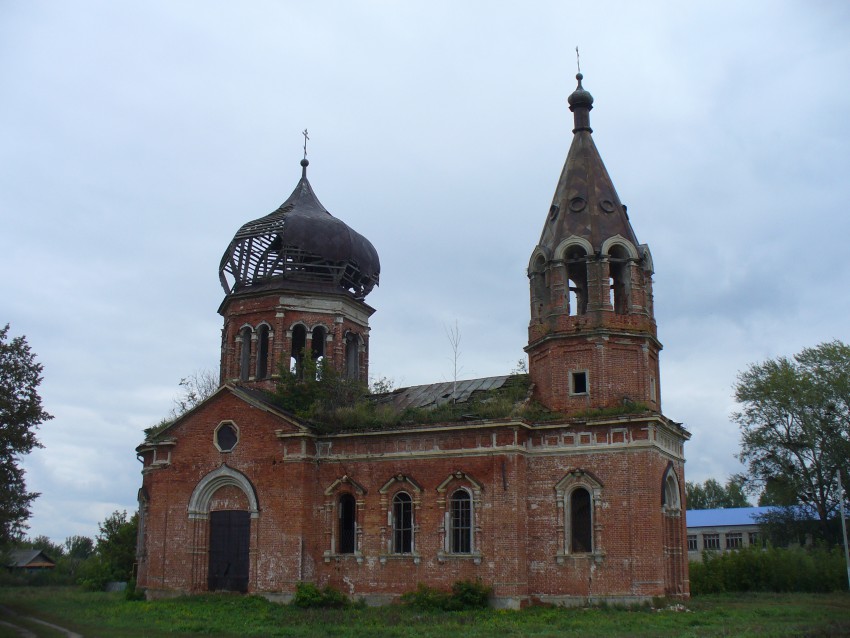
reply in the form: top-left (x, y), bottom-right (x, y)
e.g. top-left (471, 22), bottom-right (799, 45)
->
top-left (338, 493), bottom-right (356, 554)
top-left (312, 326), bottom-right (326, 379)
top-left (345, 333), bottom-right (359, 380)
top-left (239, 326), bottom-right (252, 381)
top-left (607, 244), bottom-right (631, 315)
top-left (530, 255), bottom-right (549, 319)
top-left (392, 492), bottom-right (413, 554)
top-left (290, 324), bottom-right (307, 377)
top-left (570, 487), bottom-right (593, 553)
top-left (449, 489), bottom-right (472, 554)
top-left (311, 326), bottom-right (326, 361)
top-left (255, 325), bottom-right (269, 380)
top-left (565, 246), bottom-right (588, 316)
top-left (663, 468), bottom-right (681, 511)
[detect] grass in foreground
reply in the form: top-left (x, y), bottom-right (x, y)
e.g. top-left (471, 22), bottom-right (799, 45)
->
top-left (0, 588), bottom-right (849, 638)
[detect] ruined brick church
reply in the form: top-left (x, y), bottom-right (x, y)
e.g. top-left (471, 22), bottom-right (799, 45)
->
top-left (136, 74), bottom-right (690, 606)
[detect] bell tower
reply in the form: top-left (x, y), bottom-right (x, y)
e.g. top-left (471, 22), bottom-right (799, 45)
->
top-left (526, 74), bottom-right (661, 414)
top-left (217, 158), bottom-right (380, 390)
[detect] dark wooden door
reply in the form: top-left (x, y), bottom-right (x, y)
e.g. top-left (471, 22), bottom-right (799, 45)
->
top-left (208, 510), bottom-right (250, 592)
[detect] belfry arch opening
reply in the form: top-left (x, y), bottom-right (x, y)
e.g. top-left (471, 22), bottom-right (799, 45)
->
top-left (290, 324), bottom-right (307, 376)
top-left (607, 244), bottom-right (631, 315)
top-left (565, 246), bottom-right (588, 317)
top-left (311, 326), bottom-right (326, 378)
top-left (531, 255), bottom-right (549, 320)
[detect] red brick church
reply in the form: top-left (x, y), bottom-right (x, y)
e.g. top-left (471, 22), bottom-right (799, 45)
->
top-left (135, 74), bottom-right (690, 606)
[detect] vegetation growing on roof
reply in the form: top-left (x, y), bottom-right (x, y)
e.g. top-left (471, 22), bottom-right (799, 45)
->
top-left (270, 355), bottom-right (575, 432)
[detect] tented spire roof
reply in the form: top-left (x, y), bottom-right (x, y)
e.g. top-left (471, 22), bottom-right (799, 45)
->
top-left (537, 74), bottom-right (639, 255)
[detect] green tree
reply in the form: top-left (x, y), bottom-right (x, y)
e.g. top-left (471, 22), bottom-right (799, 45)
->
top-left (64, 535), bottom-right (94, 560)
top-left (734, 341), bottom-right (850, 544)
top-left (0, 324), bottom-right (52, 544)
top-left (95, 510), bottom-right (138, 581)
top-left (686, 477), bottom-right (751, 510)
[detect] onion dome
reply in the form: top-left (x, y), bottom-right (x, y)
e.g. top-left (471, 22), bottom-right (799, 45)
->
top-left (537, 73), bottom-right (639, 255)
top-left (219, 160), bottom-right (380, 299)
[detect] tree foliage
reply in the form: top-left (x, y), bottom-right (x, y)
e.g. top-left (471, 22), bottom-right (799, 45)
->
top-left (273, 351), bottom-right (367, 420)
top-left (170, 369), bottom-right (219, 418)
top-left (734, 341), bottom-right (850, 544)
top-left (686, 477), bottom-right (750, 510)
top-left (78, 510), bottom-right (138, 589)
top-left (0, 324), bottom-right (52, 544)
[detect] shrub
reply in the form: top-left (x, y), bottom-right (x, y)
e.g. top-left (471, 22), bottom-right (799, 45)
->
top-left (449, 579), bottom-right (491, 610)
top-left (401, 580), bottom-right (491, 610)
top-left (400, 583), bottom-right (452, 610)
top-left (291, 582), bottom-right (348, 608)
top-left (690, 545), bottom-right (848, 595)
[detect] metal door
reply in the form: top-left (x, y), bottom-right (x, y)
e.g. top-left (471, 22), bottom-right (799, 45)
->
top-left (208, 510), bottom-right (250, 592)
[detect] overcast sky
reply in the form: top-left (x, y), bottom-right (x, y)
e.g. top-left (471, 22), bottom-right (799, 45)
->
top-left (2, 1), bottom-right (849, 543)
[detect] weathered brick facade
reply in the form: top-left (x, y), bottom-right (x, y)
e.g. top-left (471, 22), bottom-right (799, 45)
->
top-left (136, 75), bottom-right (690, 607)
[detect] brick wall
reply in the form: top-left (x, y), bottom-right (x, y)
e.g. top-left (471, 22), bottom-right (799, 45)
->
top-left (137, 390), bottom-right (688, 604)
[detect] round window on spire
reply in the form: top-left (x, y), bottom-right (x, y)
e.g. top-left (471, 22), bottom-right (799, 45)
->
top-left (599, 200), bottom-right (615, 213)
top-left (569, 197), bottom-right (586, 213)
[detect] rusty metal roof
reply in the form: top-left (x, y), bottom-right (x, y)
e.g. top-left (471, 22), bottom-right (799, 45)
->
top-left (372, 375), bottom-right (514, 411)
top-left (537, 73), bottom-right (639, 255)
top-left (219, 160), bottom-right (380, 299)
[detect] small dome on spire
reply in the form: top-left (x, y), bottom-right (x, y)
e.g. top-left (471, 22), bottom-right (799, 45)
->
top-left (568, 73), bottom-right (594, 109)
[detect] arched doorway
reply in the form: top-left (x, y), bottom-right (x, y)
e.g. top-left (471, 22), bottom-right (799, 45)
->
top-left (188, 466), bottom-right (259, 593)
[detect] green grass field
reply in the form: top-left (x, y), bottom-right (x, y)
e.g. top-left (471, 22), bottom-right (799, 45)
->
top-left (1, 588), bottom-right (849, 638)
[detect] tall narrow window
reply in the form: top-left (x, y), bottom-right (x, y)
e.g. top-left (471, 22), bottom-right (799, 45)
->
top-left (565, 246), bottom-right (588, 316)
top-left (345, 333), bottom-right (359, 380)
top-left (290, 325), bottom-right (307, 377)
top-left (392, 492), bottom-right (413, 554)
top-left (255, 325), bottom-right (269, 380)
top-left (311, 326), bottom-right (326, 379)
top-left (338, 493), bottom-right (356, 554)
top-left (570, 487), bottom-right (592, 553)
top-left (608, 245), bottom-right (631, 315)
top-left (239, 327), bottom-right (252, 382)
top-left (449, 489), bottom-right (472, 554)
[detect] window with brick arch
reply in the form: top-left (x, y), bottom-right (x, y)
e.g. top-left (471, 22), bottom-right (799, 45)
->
top-left (255, 325), bottom-right (270, 380)
top-left (392, 492), bottom-right (413, 554)
top-left (338, 493), bottom-right (356, 554)
top-left (449, 489), bottom-right (472, 554)
top-left (570, 487), bottom-right (592, 553)
top-left (239, 326), bottom-right (252, 381)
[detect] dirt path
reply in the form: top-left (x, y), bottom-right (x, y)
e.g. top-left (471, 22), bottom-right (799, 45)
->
top-left (0, 605), bottom-right (82, 638)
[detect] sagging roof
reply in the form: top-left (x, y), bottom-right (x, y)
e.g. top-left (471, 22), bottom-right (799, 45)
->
top-left (371, 375), bottom-right (524, 411)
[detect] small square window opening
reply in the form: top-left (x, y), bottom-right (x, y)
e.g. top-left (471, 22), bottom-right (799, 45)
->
top-left (571, 371), bottom-right (588, 395)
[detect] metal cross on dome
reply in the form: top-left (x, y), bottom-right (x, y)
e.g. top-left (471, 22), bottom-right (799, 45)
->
top-left (302, 129), bottom-right (309, 160)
